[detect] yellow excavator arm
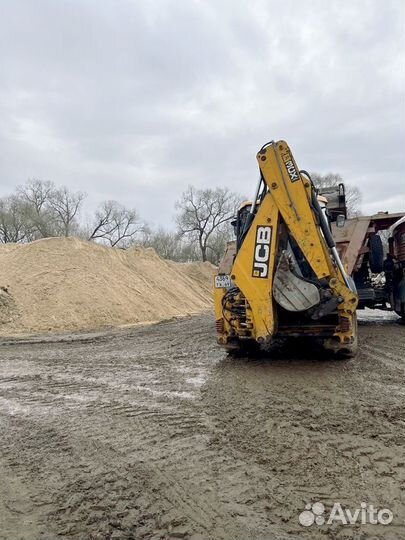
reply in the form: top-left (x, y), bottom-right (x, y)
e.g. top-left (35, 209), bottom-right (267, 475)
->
top-left (214, 140), bottom-right (358, 356)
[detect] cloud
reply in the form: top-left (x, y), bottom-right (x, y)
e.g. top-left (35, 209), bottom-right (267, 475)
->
top-left (0, 0), bottom-right (404, 227)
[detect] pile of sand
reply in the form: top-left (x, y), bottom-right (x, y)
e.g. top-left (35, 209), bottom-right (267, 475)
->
top-left (0, 237), bottom-right (215, 336)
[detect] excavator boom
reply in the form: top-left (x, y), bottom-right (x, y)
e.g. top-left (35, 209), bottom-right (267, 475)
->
top-left (214, 140), bottom-right (358, 356)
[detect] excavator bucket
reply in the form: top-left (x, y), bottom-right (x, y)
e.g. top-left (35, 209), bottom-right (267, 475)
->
top-left (273, 251), bottom-right (321, 312)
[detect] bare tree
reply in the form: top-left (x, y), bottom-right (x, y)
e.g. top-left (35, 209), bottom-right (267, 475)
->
top-left (17, 179), bottom-right (56, 237)
top-left (89, 200), bottom-right (145, 248)
top-left (141, 228), bottom-right (182, 260)
top-left (17, 179), bottom-right (53, 214)
top-left (175, 186), bottom-right (241, 262)
top-left (0, 196), bottom-right (35, 243)
top-left (88, 201), bottom-right (115, 241)
top-left (17, 179), bottom-right (86, 238)
top-left (204, 223), bottom-right (234, 265)
top-left (138, 227), bottom-right (201, 262)
top-left (48, 186), bottom-right (86, 237)
top-left (311, 172), bottom-right (362, 217)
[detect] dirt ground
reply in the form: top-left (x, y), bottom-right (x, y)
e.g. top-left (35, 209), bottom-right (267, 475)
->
top-left (0, 312), bottom-right (404, 540)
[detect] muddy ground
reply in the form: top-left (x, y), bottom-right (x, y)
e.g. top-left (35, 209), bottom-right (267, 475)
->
top-left (0, 312), bottom-right (404, 540)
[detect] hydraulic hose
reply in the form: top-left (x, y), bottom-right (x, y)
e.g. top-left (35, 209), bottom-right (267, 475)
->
top-left (308, 178), bottom-right (354, 291)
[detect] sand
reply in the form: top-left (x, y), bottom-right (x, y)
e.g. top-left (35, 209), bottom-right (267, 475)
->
top-left (0, 237), bottom-right (214, 335)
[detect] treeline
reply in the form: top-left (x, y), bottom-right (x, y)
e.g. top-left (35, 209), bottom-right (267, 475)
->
top-left (0, 180), bottom-right (242, 264)
top-left (0, 174), bottom-right (361, 263)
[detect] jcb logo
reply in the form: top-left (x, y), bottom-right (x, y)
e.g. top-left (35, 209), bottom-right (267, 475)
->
top-left (252, 226), bottom-right (272, 278)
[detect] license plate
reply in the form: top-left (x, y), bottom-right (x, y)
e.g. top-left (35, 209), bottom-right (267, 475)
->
top-left (215, 275), bottom-right (232, 289)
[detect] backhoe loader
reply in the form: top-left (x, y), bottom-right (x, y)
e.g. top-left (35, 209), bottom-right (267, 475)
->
top-left (214, 140), bottom-right (359, 356)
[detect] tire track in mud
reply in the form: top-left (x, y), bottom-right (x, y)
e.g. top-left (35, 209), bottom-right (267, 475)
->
top-left (0, 313), bottom-right (404, 540)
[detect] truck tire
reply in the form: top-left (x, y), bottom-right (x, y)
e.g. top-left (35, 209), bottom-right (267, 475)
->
top-left (369, 234), bottom-right (384, 274)
top-left (395, 302), bottom-right (405, 321)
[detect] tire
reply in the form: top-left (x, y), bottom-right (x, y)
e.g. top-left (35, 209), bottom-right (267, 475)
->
top-left (369, 234), bottom-right (384, 274)
top-left (395, 302), bottom-right (405, 321)
top-left (224, 338), bottom-right (261, 356)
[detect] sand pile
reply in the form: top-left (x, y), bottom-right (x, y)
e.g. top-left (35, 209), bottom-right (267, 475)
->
top-left (0, 237), bottom-right (215, 336)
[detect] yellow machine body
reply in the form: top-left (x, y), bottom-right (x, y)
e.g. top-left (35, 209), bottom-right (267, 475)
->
top-left (214, 140), bottom-right (358, 356)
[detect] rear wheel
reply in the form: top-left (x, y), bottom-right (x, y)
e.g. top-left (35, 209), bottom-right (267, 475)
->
top-left (395, 302), bottom-right (405, 321)
top-left (369, 234), bottom-right (384, 274)
top-left (226, 340), bottom-right (261, 357)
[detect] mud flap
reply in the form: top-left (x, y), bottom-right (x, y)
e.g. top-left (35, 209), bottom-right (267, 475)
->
top-left (273, 251), bottom-right (320, 312)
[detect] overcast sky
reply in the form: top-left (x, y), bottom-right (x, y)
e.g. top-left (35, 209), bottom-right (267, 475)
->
top-left (1, 0), bottom-right (404, 228)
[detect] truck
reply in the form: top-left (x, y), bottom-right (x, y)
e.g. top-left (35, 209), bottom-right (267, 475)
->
top-left (332, 212), bottom-right (405, 318)
top-left (214, 140), bottom-right (359, 356)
